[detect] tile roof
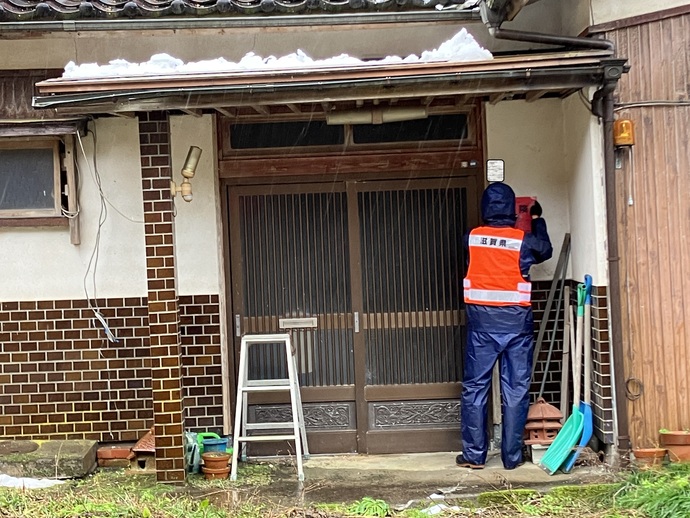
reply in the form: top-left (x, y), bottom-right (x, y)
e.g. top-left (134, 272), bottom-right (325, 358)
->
top-left (0, 0), bottom-right (473, 21)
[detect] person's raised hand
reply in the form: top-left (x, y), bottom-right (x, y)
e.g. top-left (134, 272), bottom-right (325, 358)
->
top-left (530, 201), bottom-right (543, 219)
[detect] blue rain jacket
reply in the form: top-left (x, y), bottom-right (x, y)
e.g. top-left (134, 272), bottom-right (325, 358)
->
top-left (461, 183), bottom-right (552, 469)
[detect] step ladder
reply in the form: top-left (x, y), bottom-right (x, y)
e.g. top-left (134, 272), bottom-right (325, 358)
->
top-left (230, 333), bottom-right (310, 481)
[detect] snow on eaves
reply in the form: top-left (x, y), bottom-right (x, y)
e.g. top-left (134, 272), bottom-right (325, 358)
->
top-left (62, 29), bottom-right (493, 80)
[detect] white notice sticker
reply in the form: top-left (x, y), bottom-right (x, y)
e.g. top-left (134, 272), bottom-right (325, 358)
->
top-left (486, 159), bottom-right (505, 182)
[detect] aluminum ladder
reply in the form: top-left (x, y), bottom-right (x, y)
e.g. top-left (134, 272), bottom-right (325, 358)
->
top-left (230, 333), bottom-right (309, 481)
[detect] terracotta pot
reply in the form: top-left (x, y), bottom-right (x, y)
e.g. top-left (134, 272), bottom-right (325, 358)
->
top-left (201, 451), bottom-right (231, 470)
top-left (633, 448), bottom-right (666, 467)
top-left (660, 431), bottom-right (690, 445)
top-left (660, 432), bottom-right (690, 462)
top-left (201, 466), bottom-right (230, 480)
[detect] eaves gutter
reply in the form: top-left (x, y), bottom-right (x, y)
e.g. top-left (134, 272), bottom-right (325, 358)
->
top-left (33, 60), bottom-right (626, 112)
top-left (0, 9), bottom-right (479, 32)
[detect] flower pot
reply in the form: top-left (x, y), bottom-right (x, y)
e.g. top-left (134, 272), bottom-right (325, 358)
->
top-left (201, 466), bottom-right (230, 480)
top-left (660, 431), bottom-right (690, 462)
top-left (632, 448), bottom-right (666, 467)
top-left (201, 451), bottom-right (231, 470)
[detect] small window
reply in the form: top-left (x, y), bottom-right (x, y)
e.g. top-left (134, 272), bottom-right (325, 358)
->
top-left (352, 114), bottom-right (469, 144)
top-left (229, 120), bottom-right (344, 149)
top-left (0, 139), bottom-right (62, 219)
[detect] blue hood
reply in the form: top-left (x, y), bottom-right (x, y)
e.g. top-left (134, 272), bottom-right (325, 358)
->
top-left (481, 183), bottom-right (517, 226)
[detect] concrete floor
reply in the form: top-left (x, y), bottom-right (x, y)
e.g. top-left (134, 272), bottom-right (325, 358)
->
top-left (251, 450), bottom-right (616, 506)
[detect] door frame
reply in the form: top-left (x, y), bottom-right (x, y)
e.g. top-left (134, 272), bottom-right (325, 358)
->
top-left (217, 99), bottom-right (487, 453)
top-left (221, 173), bottom-right (481, 453)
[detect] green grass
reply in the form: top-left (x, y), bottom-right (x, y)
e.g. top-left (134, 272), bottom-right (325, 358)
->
top-left (2, 464), bottom-right (690, 517)
top-left (615, 463), bottom-right (690, 518)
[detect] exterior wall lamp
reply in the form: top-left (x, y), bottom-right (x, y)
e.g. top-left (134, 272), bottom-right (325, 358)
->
top-left (170, 146), bottom-right (202, 202)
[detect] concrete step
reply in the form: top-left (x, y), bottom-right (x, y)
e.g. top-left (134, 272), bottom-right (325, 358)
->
top-left (0, 440), bottom-right (97, 479)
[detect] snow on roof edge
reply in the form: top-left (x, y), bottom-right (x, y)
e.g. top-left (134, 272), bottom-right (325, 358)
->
top-left (62, 28), bottom-right (493, 80)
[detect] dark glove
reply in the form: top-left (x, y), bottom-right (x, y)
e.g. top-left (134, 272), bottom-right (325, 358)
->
top-left (530, 201), bottom-right (543, 218)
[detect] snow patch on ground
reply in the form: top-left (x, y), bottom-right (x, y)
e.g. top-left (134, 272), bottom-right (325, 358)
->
top-left (0, 474), bottom-right (65, 489)
top-left (62, 29), bottom-right (492, 79)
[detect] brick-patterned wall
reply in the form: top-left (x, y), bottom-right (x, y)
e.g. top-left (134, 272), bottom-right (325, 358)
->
top-left (0, 298), bottom-right (152, 442)
top-left (529, 280), bottom-right (614, 445)
top-left (0, 297), bottom-right (223, 442)
top-left (591, 286), bottom-right (614, 444)
top-left (179, 295), bottom-right (224, 433)
top-left (139, 111), bottom-right (184, 483)
top-left (530, 280), bottom-right (565, 405)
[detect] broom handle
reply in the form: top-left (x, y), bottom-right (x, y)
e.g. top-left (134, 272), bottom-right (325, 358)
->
top-left (573, 284), bottom-right (585, 405)
top-left (584, 275), bottom-right (593, 405)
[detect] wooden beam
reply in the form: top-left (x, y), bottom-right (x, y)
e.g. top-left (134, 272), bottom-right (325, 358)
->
top-left (525, 90), bottom-right (548, 103)
top-left (215, 107), bottom-right (236, 118)
top-left (455, 95), bottom-right (469, 107)
top-left (181, 108), bottom-right (203, 117)
top-left (111, 112), bottom-right (135, 119)
top-left (251, 105), bottom-right (270, 115)
top-left (64, 134), bottom-right (80, 245)
top-left (285, 103), bottom-right (301, 114)
top-left (489, 92), bottom-right (508, 105)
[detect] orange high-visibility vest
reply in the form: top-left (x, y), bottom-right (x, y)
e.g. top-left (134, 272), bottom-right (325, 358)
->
top-left (463, 226), bottom-right (531, 307)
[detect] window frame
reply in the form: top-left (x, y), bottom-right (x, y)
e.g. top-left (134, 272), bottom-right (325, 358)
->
top-left (219, 107), bottom-right (478, 160)
top-left (0, 137), bottom-right (63, 221)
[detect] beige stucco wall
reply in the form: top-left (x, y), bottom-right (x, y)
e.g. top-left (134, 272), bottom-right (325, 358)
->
top-left (562, 91), bottom-right (608, 285)
top-left (0, 117), bottom-right (148, 301)
top-left (170, 114), bottom-right (223, 297)
top-left (0, 114), bottom-right (223, 302)
top-left (485, 97), bottom-right (608, 285)
top-left (591, 0), bottom-right (688, 24)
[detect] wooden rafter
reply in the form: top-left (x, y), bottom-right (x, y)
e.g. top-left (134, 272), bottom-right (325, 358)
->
top-left (489, 92), bottom-right (508, 105)
top-left (455, 95), bottom-right (469, 107)
top-left (251, 105), bottom-right (269, 115)
top-left (525, 90), bottom-right (548, 103)
top-left (181, 108), bottom-right (203, 117)
top-left (215, 107), bottom-right (236, 118)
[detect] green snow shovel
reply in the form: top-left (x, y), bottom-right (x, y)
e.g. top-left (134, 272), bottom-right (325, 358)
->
top-left (563, 275), bottom-right (593, 472)
top-left (539, 282), bottom-right (586, 475)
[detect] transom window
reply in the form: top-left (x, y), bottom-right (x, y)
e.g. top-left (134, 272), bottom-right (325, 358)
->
top-left (221, 112), bottom-right (473, 158)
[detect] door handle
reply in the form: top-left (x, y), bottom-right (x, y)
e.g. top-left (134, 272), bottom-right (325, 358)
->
top-left (354, 312), bottom-right (360, 333)
top-left (235, 314), bottom-right (241, 337)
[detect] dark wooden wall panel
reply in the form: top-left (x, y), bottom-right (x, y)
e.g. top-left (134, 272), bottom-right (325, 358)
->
top-left (607, 12), bottom-right (690, 448)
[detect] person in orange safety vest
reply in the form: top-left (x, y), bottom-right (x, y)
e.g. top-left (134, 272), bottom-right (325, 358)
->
top-left (456, 182), bottom-right (552, 470)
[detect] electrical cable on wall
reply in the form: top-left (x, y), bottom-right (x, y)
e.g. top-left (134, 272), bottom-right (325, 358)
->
top-left (615, 100), bottom-right (690, 110)
top-left (75, 123), bottom-right (159, 343)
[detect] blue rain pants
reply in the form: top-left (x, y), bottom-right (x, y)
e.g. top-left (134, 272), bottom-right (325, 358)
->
top-left (461, 306), bottom-right (534, 469)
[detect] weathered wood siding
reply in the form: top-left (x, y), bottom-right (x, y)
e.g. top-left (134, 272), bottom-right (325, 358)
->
top-left (607, 13), bottom-right (690, 447)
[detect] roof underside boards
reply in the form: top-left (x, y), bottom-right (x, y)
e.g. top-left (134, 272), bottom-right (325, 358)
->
top-left (32, 51), bottom-right (625, 117)
top-left (0, 0), bottom-right (477, 21)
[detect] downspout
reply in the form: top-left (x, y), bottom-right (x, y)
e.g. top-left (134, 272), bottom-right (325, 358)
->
top-left (593, 83), bottom-right (631, 459)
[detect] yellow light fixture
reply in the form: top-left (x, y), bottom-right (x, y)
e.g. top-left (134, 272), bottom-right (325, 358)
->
top-left (171, 146), bottom-right (202, 202)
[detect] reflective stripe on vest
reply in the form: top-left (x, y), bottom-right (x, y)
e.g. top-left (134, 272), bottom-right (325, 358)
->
top-left (463, 226), bottom-right (532, 307)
